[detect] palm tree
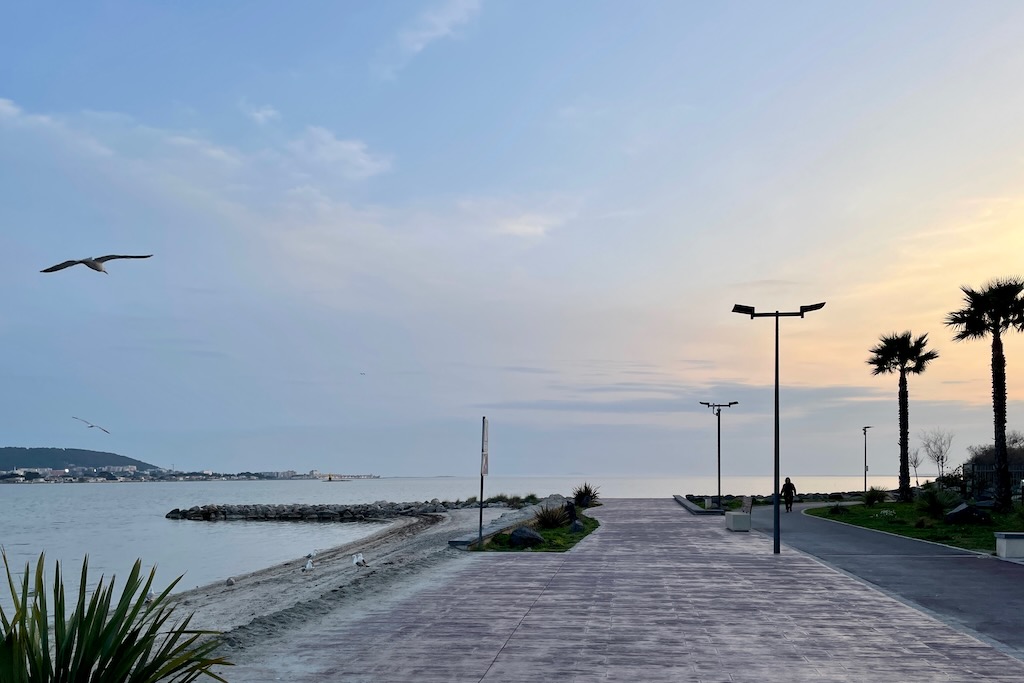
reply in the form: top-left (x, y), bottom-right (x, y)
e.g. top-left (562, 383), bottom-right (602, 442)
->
top-left (945, 278), bottom-right (1024, 512)
top-left (867, 332), bottom-right (939, 501)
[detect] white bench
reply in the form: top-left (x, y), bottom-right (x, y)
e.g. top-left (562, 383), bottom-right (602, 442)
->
top-left (725, 496), bottom-right (753, 532)
top-left (994, 532), bottom-right (1024, 558)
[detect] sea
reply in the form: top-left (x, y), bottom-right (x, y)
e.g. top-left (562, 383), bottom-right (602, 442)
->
top-left (0, 474), bottom-right (899, 608)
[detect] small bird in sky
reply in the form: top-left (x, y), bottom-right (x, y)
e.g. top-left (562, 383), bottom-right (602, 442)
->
top-left (72, 416), bottom-right (110, 434)
top-left (41, 254), bottom-right (153, 274)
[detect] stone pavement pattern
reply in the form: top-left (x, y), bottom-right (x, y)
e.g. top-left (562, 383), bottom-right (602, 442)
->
top-left (226, 499), bottom-right (1024, 682)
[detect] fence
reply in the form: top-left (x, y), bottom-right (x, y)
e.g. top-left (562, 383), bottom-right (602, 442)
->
top-left (965, 463), bottom-right (1024, 499)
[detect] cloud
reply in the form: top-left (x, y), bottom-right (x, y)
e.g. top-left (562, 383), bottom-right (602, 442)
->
top-left (0, 98), bottom-right (21, 118)
top-left (287, 126), bottom-right (392, 179)
top-left (375, 0), bottom-right (481, 78)
top-left (241, 102), bottom-right (281, 125)
top-left (457, 197), bottom-right (577, 239)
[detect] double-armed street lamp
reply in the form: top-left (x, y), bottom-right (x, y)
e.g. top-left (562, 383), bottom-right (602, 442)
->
top-left (732, 301), bottom-right (825, 554)
top-left (862, 426), bottom-right (872, 495)
top-left (699, 401), bottom-right (738, 510)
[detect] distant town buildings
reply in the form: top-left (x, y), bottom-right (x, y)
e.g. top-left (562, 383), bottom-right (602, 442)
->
top-left (0, 465), bottom-right (378, 484)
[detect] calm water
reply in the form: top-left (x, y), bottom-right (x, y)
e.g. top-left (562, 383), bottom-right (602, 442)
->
top-left (0, 474), bottom-right (897, 606)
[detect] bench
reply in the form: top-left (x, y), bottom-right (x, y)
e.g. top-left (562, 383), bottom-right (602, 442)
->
top-left (994, 532), bottom-right (1024, 559)
top-left (725, 496), bottom-right (753, 532)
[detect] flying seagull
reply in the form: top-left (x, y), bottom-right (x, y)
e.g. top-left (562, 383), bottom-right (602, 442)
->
top-left (41, 254), bottom-right (153, 274)
top-left (72, 416), bottom-right (110, 434)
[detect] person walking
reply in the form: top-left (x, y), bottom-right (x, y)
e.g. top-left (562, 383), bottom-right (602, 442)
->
top-left (781, 477), bottom-right (797, 512)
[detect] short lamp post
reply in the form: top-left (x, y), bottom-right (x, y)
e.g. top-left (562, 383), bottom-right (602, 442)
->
top-left (699, 401), bottom-right (737, 510)
top-left (862, 426), bottom-right (872, 495)
top-left (732, 301), bottom-right (825, 554)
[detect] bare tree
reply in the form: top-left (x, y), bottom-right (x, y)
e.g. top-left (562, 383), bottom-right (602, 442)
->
top-left (908, 447), bottom-right (923, 487)
top-left (920, 429), bottom-right (955, 480)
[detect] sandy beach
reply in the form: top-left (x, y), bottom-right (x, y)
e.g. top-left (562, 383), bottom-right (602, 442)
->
top-left (173, 507), bottom-right (508, 653)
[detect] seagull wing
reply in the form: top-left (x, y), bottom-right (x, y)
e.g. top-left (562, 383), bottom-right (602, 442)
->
top-left (72, 416), bottom-right (91, 426)
top-left (96, 425), bottom-right (111, 434)
top-left (95, 254), bottom-right (153, 263)
top-left (41, 260), bottom-right (83, 273)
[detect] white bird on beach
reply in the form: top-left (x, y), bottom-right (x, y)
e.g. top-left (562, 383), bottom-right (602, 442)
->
top-left (145, 590), bottom-right (155, 605)
top-left (306, 549), bottom-right (319, 559)
top-left (352, 553), bottom-right (368, 567)
top-left (72, 416), bottom-right (110, 434)
top-left (302, 558), bottom-right (314, 572)
top-left (41, 254), bottom-right (153, 274)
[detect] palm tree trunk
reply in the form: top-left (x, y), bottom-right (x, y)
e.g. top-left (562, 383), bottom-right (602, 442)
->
top-left (898, 368), bottom-right (911, 501)
top-left (991, 330), bottom-right (1011, 511)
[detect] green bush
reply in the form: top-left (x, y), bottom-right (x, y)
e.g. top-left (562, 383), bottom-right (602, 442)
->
top-left (863, 486), bottom-right (889, 507)
top-left (827, 503), bottom-right (849, 516)
top-left (916, 484), bottom-right (958, 520)
top-left (0, 550), bottom-right (230, 683)
top-left (533, 505), bottom-right (569, 529)
top-left (572, 482), bottom-right (600, 508)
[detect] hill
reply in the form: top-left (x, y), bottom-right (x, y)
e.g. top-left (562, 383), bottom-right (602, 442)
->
top-left (0, 447), bottom-right (159, 471)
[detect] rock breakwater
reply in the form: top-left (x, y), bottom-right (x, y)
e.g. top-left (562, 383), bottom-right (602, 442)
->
top-left (166, 498), bottom-right (514, 522)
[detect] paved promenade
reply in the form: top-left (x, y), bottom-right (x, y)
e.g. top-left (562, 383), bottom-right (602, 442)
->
top-left (751, 501), bottom-right (1024, 655)
top-left (228, 499), bottom-right (1024, 682)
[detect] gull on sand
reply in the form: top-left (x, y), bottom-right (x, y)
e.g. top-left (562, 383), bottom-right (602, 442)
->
top-left (41, 254), bottom-right (153, 274)
top-left (72, 416), bottom-right (110, 434)
top-left (352, 553), bottom-right (368, 567)
top-left (302, 558), bottom-right (314, 572)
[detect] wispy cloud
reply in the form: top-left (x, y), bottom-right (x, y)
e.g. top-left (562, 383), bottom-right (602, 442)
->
top-left (457, 196), bottom-right (577, 239)
top-left (287, 126), bottom-right (392, 179)
top-left (241, 102), bottom-right (281, 125)
top-left (375, 0), bottom-right (481, 78)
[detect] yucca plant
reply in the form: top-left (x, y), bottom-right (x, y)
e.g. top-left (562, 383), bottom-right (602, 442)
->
top-left (863, 486), bottom-right (889, 507)
top-left (533, 506), bottom-right (569, 530)
top-left (0, 549), bottom-right (230, 682)
top-left (572, 482), bottom-right (600, 508)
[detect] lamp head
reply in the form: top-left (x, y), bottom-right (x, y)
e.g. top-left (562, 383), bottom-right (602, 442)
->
top-left (699, 402), bottom-right (710, 407)
top-left (732, 304), bottom-right (755, 317)
top-left (799, 302), bottom-right (826, 315)
top-left (728, 401), bottom-right (738, 406)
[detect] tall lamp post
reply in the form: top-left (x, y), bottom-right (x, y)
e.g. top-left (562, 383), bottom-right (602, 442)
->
top-left (862, 426), bottom-right (872, 495)
top-left (699, 401), bottom-right (738, 510)
top-left (732, 301), bottom-right (825, 554)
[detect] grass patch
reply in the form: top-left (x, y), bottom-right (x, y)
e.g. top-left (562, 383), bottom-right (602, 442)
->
top-left (805, 502), bottom-right (1024, 553)
top-left (483, 514), bottom-right (600, 552)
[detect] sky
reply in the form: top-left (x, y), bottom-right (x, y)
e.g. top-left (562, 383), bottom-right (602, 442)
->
top-left (4, 1), bottom-right (1024, 478)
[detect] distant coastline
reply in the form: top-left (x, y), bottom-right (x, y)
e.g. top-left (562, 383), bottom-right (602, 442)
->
top-left (0, 467), bottom-right (380, 485)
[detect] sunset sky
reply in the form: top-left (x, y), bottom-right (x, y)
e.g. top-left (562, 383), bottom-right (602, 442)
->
top-left (4, 2), bottom-right (1024, 478)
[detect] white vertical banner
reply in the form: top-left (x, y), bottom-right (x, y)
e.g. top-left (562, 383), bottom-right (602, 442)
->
top-left (480, 416), bottom-right (489, 476)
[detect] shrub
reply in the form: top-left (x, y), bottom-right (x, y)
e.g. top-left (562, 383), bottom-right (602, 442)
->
top-left (914, 516), bottom-right (934, 529)
top-left (827, 503), bottom-right (849, 516)
top-left (864, 486), bottom-right (889, 507)
top-left (572, 482), bottom-right (600, 508)
top-left (916, 484), bottom-right (958, 519)
top-left (533, 505), bottom-right (569, 529)
top-left (523, 493), bottom-right (540, 506)
top-left (0, 550), bottom-right (230, 683)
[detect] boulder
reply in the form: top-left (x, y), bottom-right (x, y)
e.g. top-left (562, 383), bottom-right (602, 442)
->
top-left (508, 526), bottom-right (545, 548)
top-left (944, 502), bottom-right (992, 525)
top-left (569, 519), bottom-right (585, 533)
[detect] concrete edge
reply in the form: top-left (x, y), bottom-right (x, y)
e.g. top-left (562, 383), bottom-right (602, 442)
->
top-left (673, 494), bottom-right (725, 515)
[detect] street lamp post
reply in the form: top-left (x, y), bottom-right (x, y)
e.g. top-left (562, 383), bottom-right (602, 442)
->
top-left (699, 401), bottom-right (738, 510)
top-left (732, 301), bottom-right (825, 554)
top-left (862, 426), bottom-right (872, 495)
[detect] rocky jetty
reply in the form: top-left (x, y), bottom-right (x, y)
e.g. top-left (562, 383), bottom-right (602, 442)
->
top-left (166, 498), bottom-right (518, 522)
